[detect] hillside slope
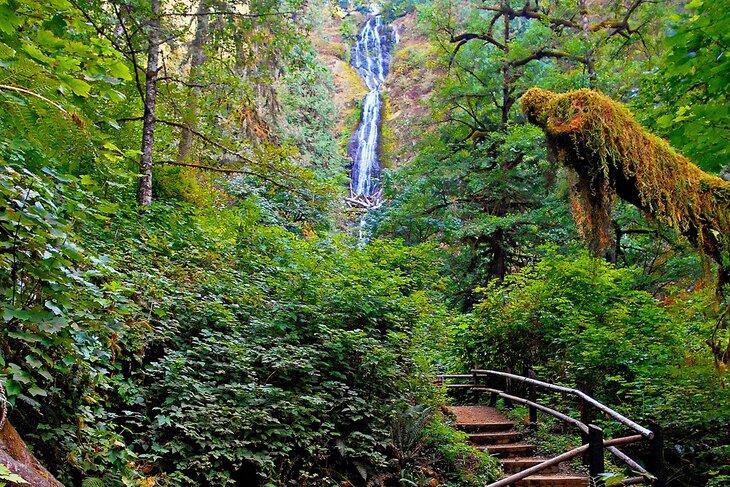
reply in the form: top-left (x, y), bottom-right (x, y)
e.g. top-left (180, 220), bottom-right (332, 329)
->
top-left (381, 12), bottom-right (440, 168)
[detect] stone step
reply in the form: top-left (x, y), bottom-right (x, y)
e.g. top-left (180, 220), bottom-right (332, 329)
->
top-left (468, 431), bottom-right (523, 444)
top-left (514, 474), bottom-right (589, 487)
top-left (478, 443), bottom-right (536, 457)
top-left (501, 458), bottom-right (560, 474)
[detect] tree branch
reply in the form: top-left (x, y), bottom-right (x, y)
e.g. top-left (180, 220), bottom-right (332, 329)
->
top-left (0, 84), bottom-right (68, 114)
top-left (510, 49), bottom-right (589, 68)
top-left (161, 10), bottom-right (296, 18)
top-left (157, 159), bottom-right (311, 198)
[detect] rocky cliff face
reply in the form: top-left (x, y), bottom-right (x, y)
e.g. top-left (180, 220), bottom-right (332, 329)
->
top-left (310, 11), bottom-right (368, 145)
top-left (380, 12), bottom-right (440, 168)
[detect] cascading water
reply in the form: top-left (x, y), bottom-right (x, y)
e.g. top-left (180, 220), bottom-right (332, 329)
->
top-left (349, 14), bottom-right (397, 203)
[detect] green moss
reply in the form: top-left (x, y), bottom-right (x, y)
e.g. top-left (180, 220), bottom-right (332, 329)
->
top-left (379, 92), bottom-right (397, 168)
top-left (521, 88), bottom-right (730, 278)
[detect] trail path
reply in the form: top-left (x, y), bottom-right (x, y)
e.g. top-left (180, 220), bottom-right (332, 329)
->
top-left (448, 406), bottom-right (589, 487)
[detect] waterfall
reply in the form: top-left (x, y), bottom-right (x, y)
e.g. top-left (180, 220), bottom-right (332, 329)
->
top-left (348, 15), bottom-right (397, 204)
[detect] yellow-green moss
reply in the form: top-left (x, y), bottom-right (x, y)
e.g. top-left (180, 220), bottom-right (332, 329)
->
top-left (379, 92), bottom-right (398, 168)
top-left (153, 165), bottom-right (208, 206)
top-left (521, 88), bottom-right (730, 278)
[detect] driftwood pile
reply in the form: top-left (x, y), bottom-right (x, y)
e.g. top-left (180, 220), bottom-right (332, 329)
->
top-left (345, 186), bottom-right (383, 210)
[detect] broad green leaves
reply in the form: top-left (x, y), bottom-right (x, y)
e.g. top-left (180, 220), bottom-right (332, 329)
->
top-left (639, 0), bottom-right (730, 172)
top-left (0, 463), bottom-right (29, 486)
top-left (0, 164), bottom-right (126, 405)
top-left (0, 0), bottom-right (130, 103)
top-left (89, 201), bottom-right (455, 485)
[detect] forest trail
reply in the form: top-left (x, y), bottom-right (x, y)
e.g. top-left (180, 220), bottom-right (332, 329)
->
top-left (448, 406), bottom-right (589, 487)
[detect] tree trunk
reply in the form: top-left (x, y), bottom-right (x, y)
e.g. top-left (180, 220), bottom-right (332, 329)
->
top-left (578, 0), bottom-right (596, 86)
top-left (0, 421), bottom-right (64, 487)
top-left (487, 229), bottom-right (508, 280)
top-left (177, 0), bottom-right (210, 162)
top-left (500, 3), bottom-right (511, 128)
top-left (721, 164), bottom-right (730, 181)
top-left (138, 0), bottom-right (161, 207)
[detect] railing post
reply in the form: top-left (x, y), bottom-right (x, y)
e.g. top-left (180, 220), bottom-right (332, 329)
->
top-left (648, 419), bottom-right (665, 487)
top-left (504, 366), bottom-right (513, 408)
top-left (471, 370), bottom-right (478, 402)
top-left (528, 369), bottom-right (538, 430)
top-left (588, 424), bottom-right (605, 487)
top-left (580, 399), bottom-right (592, 465)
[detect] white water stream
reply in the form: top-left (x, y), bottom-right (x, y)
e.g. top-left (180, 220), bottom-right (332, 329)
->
top-left (349, 15), bottom-right (397, 199)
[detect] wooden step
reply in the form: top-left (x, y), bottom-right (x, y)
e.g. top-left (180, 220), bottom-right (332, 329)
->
top-left (468, 431), bottom-right (522, 444)
top-left (448, 405), bottom-right (514, 433)
top-left (478, 443), bottom-right (536, 457)
top-left (501, 458), bottom-right (559, 474)
top-left (458, 421), bottom-right (514, 432)
top-left (514, 474), bottom-right (588, 487)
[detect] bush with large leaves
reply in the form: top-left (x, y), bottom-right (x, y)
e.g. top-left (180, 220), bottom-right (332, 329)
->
top-left (72, 196), bottom-right (486, 486)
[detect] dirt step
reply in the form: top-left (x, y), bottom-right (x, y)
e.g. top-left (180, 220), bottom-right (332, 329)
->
top-left (501, 458), bottom-right (559, 474)
top-left (468, 431), bottom-right (523, 444)
top-left (478, 443), bottom-right (536, 457)
top-left (514, 474), bottom-right (589, 487)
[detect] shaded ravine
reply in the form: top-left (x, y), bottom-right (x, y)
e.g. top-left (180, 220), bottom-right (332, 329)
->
top-left (348, 14), bottom-right (397, 208)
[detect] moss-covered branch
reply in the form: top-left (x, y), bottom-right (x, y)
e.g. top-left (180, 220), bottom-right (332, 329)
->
top-left (521, 88), bottom-right (730, 289)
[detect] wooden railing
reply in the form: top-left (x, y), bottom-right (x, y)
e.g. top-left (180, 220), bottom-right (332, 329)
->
top-left (437, 369), bottom-right (665, 487)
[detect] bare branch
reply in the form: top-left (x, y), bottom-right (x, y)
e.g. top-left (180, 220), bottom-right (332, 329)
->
top-left (161, 10), bottom-right (296, 18)
top-left (0, 84), bottom-right (68, 114)
top-left (157, 159), bottom-right (312, 198)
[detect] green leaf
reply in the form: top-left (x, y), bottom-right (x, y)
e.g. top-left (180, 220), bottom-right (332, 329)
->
top-left (59, 75), bottom-right (91, 97)
top-left (0, 5), bottom-right (22, 35)
top-left (21, 42), bottom-right (53, 64)
top-left (4, 379), bottom-right (21, 399)
top-left (27, 385), bottom-right (48, 397)
top-left (24, 355), bottom-right (42, 369)
top-left (44, 300), bottom-right (62, 315)
top-left (79, 175), bottom-right (96, 186)
top-left (0, 464), bottom-right (29, 484)
top-left (108, 61), bottom-right (132, 81)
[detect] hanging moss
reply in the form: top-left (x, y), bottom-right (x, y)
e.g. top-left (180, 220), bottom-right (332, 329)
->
top-left (521, 88), bottom-right (730, 288)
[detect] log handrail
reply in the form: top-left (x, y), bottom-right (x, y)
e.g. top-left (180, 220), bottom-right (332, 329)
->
top-left (487, 443), bottom-right (589, 487)
top-left (471, 369), bottom-right (653, 438)
top-left (438, 369), bottom-right (663, 486)
top-left (472, 387), bottom-right (589, 433)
